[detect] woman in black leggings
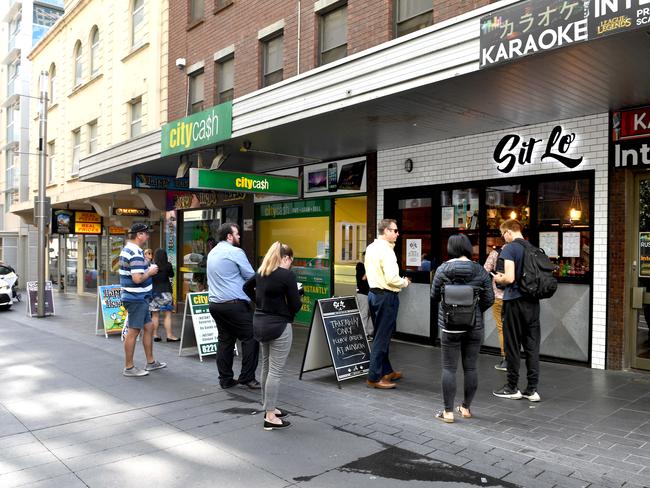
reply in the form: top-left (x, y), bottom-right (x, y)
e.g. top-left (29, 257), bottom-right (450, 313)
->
top-left (431, 234), bottom-right (494, 423)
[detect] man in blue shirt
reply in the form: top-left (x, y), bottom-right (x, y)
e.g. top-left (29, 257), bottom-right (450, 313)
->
top-left (207, 223), bottom-right (260, 389)
top-left (120, 223), bottom-right (166, 377)
top-left (492, 219), bottom-right (541, 402)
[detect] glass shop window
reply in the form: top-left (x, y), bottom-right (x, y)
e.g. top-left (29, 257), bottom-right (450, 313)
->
top-left (537, 178), bottom-right (590, 279)
top-left (398, 198), bottom-right (432, 278)
top-left (485, 184), bottom-right (531, 254)
top-left (439, 188), bottom-right (479, 261)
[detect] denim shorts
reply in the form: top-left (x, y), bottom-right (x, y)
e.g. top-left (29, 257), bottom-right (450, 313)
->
top-left (123, 301), bottom-right (152, 329)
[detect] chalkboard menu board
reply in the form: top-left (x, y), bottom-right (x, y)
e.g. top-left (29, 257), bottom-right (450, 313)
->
top-left (300, 296), bottom-right (370, 383)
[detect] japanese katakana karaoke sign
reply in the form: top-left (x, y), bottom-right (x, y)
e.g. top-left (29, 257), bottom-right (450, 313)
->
top-left (480, 0), bottom-right (650, 68)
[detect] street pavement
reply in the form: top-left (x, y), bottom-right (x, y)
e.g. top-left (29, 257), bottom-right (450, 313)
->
top-left (0, 291), bottom-right (649, 488)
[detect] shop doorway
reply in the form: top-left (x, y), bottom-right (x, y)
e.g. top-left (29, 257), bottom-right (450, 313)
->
top-left (333, 196), bottom-right (367, 297)
top-left (629, 176), bottom-right (650, 370)
top-left (83, 236), bottom-right (99, 293)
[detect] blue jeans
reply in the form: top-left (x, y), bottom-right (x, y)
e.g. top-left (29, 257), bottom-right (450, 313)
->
top-left (367, 290), bottom-right (399, 382)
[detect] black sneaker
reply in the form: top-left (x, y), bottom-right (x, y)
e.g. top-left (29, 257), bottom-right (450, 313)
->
top-left (263, 419), bottom-right (292, 431)
top-left (522, 389), bottom-right (541, 402)
top-left (493, 384), bottom-right (522, 399)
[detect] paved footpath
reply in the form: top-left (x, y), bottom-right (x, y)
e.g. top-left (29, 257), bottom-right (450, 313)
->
top-left (0, 292), bottom-right (649, 488)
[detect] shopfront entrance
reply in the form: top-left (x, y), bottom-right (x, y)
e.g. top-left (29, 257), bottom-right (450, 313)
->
top-left (629, 176), bottom-right (650, 370)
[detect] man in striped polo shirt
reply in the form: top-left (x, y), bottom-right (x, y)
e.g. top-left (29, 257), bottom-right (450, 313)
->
top-left (120, 223), bottom-right (167, 377)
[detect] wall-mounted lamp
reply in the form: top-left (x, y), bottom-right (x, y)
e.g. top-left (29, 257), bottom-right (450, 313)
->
top-left (240, 140), bottom-right (252, 152)
top-left (176, 154), bottom-right (191, 179)
top-left (509, 210), bottom-right (517, 220)
top-left (404, 158), bottom-right (413, 173)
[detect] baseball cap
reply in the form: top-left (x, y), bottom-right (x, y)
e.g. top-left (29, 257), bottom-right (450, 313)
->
top-left (129, 223), bottom-right (152, 234)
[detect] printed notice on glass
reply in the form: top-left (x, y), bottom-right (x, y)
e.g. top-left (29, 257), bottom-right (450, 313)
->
top-left (539, 232), bottom-right (558, 258)
top-left (406, 239), bottom-right (421, 267)
top-left (441, 207), bottom-right (455, 228)
top-left (562, 232), bottom-right (581, 258)
top-left (639, 233), bottom-right (650, 277)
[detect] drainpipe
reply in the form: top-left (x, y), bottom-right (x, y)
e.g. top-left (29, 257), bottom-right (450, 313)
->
top-left (296, 1), bottom-right (301, 75)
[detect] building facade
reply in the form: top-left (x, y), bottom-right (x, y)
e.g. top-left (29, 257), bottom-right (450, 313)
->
top-left (17, 0), bottom-right (169, 295)
top-left (0, 0), bottom-right (63, 279)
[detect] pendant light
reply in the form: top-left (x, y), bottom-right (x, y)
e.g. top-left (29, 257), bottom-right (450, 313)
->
top-left (569, 180), bottom-right (583, 222)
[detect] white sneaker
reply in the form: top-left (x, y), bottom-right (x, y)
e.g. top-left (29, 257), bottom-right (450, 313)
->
top-left (145, 360), bottom-right (167, 371)
top-left (522, 390), bottom-right (541, 402)
top-left (123, 367), bottom-right (149, 377)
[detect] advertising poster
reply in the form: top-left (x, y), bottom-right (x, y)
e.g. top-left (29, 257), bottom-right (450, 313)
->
top-left (26, 281), bottom-right (55, 317)
top-left (406, 239), bottom-right (422, 267)
top-left (96, 285), bottom-right (127, 336)
top-left (186, 292), bottom-right (219, 358)
top-left (293, 263), bottom-right (331, 325)
top-left (640, 232), bottom-right (650, 277)
top-left (165, 209), bottom-right (178, 306)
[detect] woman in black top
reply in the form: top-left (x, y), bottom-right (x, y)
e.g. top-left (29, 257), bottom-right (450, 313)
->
top-left (150, 248), bottom-right (179, 342)
top-left (243, 242), bottom-right (302, 431)
top-left (431, 234), bottom-right (494, 423)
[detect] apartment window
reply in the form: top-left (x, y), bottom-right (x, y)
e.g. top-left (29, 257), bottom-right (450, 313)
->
top-left (132, 0), bottom-right (145, 47)
top-left (394, 0), bottom-right (433, 37)
top-left (216, 57), bottom-right (234, 103)
top-left (5, 149), bottom-right (17, 191)
top-left (74, 41), bottom-right (83, 86)
top-left (215, 0), bottom-right (233, 9)
top-left (88, 121), bottom-right (98, 153)
top-left (188, 71), bottom-right (204, 114)
top-left (90, 27), bottom-right (100, 76)
top-left (7, 59), bottom-right (20, 96)
top-left (262, 34), bottom-right (283, 87)
top-left (6, 104), bottom-right (19, 144)
top-left (49, 64), bottom-right (56, 104)
top-left (319, 5), bottom-right (347, 65)
top-left (71, 129), bottom-right (81, 176)
top-left (8, 13), bottom-right (21, 50)
top-left (47, 141), bottom-right (55, 184)
top-left (130, 99), bottom-right (142, 137)
top-left (190, 0), bottom-right (204, 22)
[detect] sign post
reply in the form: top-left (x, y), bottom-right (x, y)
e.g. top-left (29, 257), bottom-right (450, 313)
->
top-left (96, 285), bottom-right (127, 337)
top-left (179, 292), bottom-right (220, 361)
top-left (300, 296), bottom-right (370, 386)
top-left (26, 280), bottom-right (55, 317)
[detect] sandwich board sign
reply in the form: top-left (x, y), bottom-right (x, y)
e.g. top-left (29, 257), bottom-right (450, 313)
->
top-left (26, 281), bottom-right (55, 317)
top-left (95, 285), bottom-right (127, 337)
top-left (179, 292), bottom-right (221, 361)
top-left (299, 296), bottom-right (370, 386)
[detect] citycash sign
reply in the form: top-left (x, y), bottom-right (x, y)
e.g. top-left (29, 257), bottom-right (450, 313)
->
top-left (480, 0), bottom-right (650, 68)
top-left (161, 102), bottom-right (232, 157)
top-left (189, 168), bottom-right (300, 196)
top-left (611, 106), bottom-right (650, 169)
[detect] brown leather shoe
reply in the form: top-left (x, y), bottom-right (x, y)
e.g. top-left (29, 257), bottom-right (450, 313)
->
top-left (367, 378), bottom-right (396, 389)
top-left (384, 371), bottom-right (403, 381)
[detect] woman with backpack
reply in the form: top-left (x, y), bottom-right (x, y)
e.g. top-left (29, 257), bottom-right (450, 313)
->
top-left (431, 234), bottom-right (494, 423)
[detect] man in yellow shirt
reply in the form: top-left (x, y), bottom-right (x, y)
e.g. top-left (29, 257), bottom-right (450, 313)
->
top-left (364, 219), bottom-right (410, 389)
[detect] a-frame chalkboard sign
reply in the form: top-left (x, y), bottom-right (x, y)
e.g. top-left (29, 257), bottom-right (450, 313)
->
top-left (299, 296), bottom-right (370, 387)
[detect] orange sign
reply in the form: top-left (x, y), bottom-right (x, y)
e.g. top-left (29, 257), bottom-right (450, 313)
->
top-left (109, 226), bottom-right (128, 235)
top-left (76, 211), bottom-right (101, 223)
top-left (75, 222), bottom-right (102, 234)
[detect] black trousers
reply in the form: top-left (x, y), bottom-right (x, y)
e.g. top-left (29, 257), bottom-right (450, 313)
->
top-left (502, 297), bottom-right (540, 392)
top-left (209, 301), bottom-right (259, 386)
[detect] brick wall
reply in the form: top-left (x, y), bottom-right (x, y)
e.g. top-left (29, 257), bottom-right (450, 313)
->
top-left (168, 0), bottom-right (496, 122)
top-left (377, 114), bottom-right (610, 369)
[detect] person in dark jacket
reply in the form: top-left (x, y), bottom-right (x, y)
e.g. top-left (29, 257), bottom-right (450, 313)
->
top-left (150, 248), bottom-right (179, 342)
top-left (431, 234), bottom-right (494, 423)
top-left (243, 242), bottom-right (302, 431)
top-left (355, 253), bottom-right (373, 339)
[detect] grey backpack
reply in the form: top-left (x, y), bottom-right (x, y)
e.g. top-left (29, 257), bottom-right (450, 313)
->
top-left (441, 284), bottom-right (478, 332)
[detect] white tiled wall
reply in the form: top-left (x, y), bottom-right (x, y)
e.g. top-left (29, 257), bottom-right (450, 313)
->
top-left (377, 113), bottom-right (609, 369)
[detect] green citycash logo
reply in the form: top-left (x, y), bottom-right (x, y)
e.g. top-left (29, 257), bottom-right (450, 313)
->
top-left (167, 109), bottom-right (219, 150)
top-left (235, 176), bottom-right (269, 191)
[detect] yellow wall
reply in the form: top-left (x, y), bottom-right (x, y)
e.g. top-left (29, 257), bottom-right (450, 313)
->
top-left (257, 217), bottom-right (329, 260)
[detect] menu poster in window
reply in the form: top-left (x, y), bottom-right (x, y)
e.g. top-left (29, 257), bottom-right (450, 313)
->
top-left (562, 232), bottom-right (581, 258)
top-left (639, 233), bottom-right (650, 277)
top-left (539, 232), bottom-right (559, 258)
top-left (441, 207), bottom-right (455, 228)
top-left (406, 239), bottom-right (421, 267)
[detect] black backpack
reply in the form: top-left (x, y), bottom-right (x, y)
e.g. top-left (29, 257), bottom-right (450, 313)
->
top-left (513, 239), bottom-right (558, 299)
top-left (441, 283), bottom-right (478, 332)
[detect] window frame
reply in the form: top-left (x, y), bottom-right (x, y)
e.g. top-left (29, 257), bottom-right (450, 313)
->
top-left (73, 40), bottom-right (83, 87)
top-left (49, 63), bottom-right (56, 104)
top-left (190, 0), bottom-right (205, 22)
top-left (88, 121), bottom-right (98, 154)
top-left (318, 4), bottom-right (348, 66)
top-left (188, 70), bottom-right (205, 114)
top-left (90, 27), bottom-right (100, 76)
top-left (131, 0), bottom-right (145, 47)
top-left (47, 140), bottom-right (55, 184)
top-left (215, 56), bottom-right (234, 103)
top-left (71, 129), bottom-right (81, 177)
top-left (261, 33), bottom-right (283, 88)
top-left (130, 98), bottom-right (143, 137)
top-left (393, 0), bottom-right (433, 38)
